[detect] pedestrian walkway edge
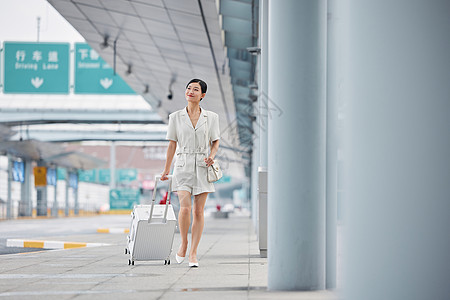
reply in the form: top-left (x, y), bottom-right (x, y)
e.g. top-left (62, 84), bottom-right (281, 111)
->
top-left (6, 239), bottom-right (110, 250)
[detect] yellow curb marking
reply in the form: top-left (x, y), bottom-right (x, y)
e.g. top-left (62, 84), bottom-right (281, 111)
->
top-left (96, 228), bottom-right (129, 233)
top-left (64, 242), bottom-right (87, 249)
top-left (24, 241), bottom-right (44, 248)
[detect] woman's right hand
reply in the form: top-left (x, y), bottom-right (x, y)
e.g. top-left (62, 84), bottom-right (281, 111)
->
top-left (160, 170), bottom-right (170, 181)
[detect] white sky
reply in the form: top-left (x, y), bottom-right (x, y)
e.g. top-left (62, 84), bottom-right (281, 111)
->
top-left (0, 0), bottom-right (84, 42)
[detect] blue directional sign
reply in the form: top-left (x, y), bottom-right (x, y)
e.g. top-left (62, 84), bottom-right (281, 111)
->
top-left (69, 172), bottom-right (78, 189)
top-left (47, 168), bottom-right (57, 186)
top-left (3, 42), bottom-right (70, 94)
top-left (74, 43), bottom-right (136, 94)
top-left (12, 161), bottom-right (25, 182)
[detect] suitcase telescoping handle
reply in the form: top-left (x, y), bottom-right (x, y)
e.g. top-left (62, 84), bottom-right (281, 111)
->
top-left (148, 175), bottom-right (172, 224)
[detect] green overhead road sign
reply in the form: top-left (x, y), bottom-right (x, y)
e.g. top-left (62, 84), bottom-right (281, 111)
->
top-left (98, 168), bottom-right (138, 183)
top-left (98, 169), bottom-right (111, 183)
top-left (78, 169), bottom-right (97, 182)
top-left (118, 169), bottom-right (138, 182)
top-left (74, 43), bottom-right (136, 94)
top-left (110, 189), bottom-right (140, 210)
top-left (57, 168), bottom-right (67, 180)
top-left (3, 42), bottom-right (69, 94)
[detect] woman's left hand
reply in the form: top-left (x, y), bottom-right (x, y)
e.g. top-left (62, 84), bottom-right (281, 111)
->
top-left (204, 157), bottom-right (214, 167)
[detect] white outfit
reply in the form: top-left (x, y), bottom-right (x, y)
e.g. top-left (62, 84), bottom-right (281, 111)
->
top-left (166, 107), bottom-right (220, 195)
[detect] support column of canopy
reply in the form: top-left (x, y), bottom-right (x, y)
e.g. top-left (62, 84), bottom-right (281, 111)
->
top-left (267, 0), bottom-right (327, 290)
top-left (344, 1), bottom-right (450, 299)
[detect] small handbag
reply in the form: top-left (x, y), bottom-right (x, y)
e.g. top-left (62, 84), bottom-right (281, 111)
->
top-left (207, 161), bottom-right (223, 183)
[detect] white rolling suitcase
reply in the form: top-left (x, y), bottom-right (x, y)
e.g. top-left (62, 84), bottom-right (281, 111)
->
top-left (125, 175), bottom-right (177, 265)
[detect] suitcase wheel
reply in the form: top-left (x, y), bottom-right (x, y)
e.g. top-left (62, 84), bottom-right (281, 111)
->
top-left (132, 260), bottom-right (134, 265)
top-left (125, 248), bottom-right (128, 254)
top-left (168, 259), bottom-right (170, 265)
top-left (128, 259), bottom-right (131, 265)
top-left (164, 259), bottom-right (171, 265)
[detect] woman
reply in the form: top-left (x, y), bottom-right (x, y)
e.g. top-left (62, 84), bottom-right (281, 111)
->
top-left (160, 79), bottom-right (220, 267)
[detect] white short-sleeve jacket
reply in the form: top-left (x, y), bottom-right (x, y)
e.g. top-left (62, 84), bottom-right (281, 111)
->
top-left (166, 107), bottom-right (220, 195)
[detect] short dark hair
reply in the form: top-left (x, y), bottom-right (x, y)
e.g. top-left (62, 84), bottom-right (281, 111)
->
top-left (186, 78), bottom-right (207, 94)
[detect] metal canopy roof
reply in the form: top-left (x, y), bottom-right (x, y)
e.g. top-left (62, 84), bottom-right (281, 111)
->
top-left (47, 0), bottom-right (236, 125)
top-left (0, 94), bottom-right (161, 126)
top-left (44, 151), bottom-right (106, 169)
top-left (46, 0), bottom-right (257, 177)
top-left (0, 124), bottom-right (15, 141)
top-left (219, 0), bottom-right (258, 155)
top-left (0, 140), bottom-right (63, 160)
top-left (0, 139), bottom-right (105, 169)
top-left (0, 108), bottom-right (162, 126)
top-left (0, 93), bottom-right (165, 141)
top-left (11, 124), bottom-right (167, 142)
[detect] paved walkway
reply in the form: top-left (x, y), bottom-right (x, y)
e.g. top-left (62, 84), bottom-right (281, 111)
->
top-left (0, 214), bottom-right (340, 299)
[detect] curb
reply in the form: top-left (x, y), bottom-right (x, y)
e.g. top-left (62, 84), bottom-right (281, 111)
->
top-left (6, 239), bottom-right (110, 250)
top-left (97, 228), bottom-right (129, 234)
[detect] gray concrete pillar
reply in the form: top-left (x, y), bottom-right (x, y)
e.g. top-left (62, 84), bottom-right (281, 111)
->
top-left (258, 167), bottom-right (268, 257)
top-left (36, 161), bottom-right (47, 216)
top-left (259, 0), bottom-right (268, 168)
top-left (110, 141), bottom-right (116, 190)
top-left (257, 0), bottom-right (269, 258)
top-left (52, 167), bottom-right (58, 217)
top-left (73, 171), bottom-right (79, 215)
top-left (325, 0), bottom-right (340, 289)
top-left (251, 114), bottom-right (260, 230)
top-left (20, 159), bottom-right (32, 217)
top-left (36, 188), bottom-right (47, 216)
top-left (7, 155), bottom-right (13, 219)
top-left (344, 1), bottom-right (450, 299)
top-left (267, 0), bottom-right (327, 290)
top-left (65, 172), bottom-right (69, 216)
top-left (74, 185), bottom-right (79, 215)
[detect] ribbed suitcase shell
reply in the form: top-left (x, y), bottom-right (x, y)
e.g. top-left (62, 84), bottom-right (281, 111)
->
top-left (126, 176), bottom-right (176, 265)
top-left (127, 205), bottom-right (176, 262)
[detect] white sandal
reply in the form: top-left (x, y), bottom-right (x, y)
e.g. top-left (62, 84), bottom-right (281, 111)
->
top-left (175, 253), bottom-right (185, 264)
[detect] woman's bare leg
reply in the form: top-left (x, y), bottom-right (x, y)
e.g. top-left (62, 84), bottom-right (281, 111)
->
top-left (177, 191), bottom-right (192, 258)
top-left (189, 192), bottom-right (208, 263)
